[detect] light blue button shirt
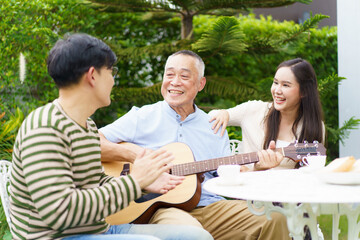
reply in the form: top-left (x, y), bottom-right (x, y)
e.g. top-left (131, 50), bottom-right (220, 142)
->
top-left (100, 101), bottom-right (231, 206)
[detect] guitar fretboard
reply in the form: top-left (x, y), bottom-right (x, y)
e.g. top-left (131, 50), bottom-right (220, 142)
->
top-left (171, 152), bottom-right (259, 176)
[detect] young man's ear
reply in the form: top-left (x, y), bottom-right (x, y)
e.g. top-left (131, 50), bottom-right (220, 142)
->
top-left (85, 67), bottom-right (96, 87)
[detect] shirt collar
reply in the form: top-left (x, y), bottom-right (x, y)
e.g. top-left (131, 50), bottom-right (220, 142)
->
top-left (162, 101), bottom-right (198, 123)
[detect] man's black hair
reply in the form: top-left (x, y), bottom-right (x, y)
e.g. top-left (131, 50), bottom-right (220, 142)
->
top-left (47, 33), bottom-right (117, 88)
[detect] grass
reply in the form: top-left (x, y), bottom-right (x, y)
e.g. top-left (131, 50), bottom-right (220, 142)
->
top-left (318, 215), bottom-right (348, 239)
top-left (0, 202), bottom-right (11, 240)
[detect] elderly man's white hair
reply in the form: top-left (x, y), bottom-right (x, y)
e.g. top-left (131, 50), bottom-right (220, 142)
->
top-left (165, 50), bottom-right (205, 79)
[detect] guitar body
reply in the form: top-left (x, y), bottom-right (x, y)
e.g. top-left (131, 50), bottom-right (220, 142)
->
top-left (102, 142), bottom-right (201, 225)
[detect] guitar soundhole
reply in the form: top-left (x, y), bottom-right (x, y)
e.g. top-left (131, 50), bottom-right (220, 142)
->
top-left (135, 193), bottom-right (162, 203)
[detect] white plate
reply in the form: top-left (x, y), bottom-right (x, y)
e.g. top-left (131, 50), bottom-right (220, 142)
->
top-left (317, 172), bottom-right (360, 185)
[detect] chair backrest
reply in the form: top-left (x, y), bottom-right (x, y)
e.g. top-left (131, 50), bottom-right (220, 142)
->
top-left (0, 160), bottom-right (11, 228)
top-left (229, 139), bottom-right (243, 155)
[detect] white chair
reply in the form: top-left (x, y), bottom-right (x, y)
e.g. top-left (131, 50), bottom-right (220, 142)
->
top-left (229, 139), bottom-right (243, 155)
top-left (0, 160), bottom-right (11, 228)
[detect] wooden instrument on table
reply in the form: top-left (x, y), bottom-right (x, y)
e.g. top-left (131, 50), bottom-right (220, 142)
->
top-left (103, 141), bottom-right (326, 225)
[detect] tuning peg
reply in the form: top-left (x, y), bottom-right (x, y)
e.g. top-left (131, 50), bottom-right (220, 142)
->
top-left (313, 140), bottom-right (319, 147)
top-left (303, 140), bottom-right (308, 147)
top-left (294, 140), bottom-right (298, 147)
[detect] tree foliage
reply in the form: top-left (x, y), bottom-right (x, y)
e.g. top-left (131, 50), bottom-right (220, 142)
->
top-left (88, 0), bottom-right (311, 39)
top-left (1, 0), bottom-right (100, 113)
top-left (192, 16), bottom-right (247, 55)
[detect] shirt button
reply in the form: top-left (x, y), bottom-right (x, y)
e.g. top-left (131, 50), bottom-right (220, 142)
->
top-left (179, 134), bottom-right (182, 137)
top-left (180, 123), bottom-right (182, 126)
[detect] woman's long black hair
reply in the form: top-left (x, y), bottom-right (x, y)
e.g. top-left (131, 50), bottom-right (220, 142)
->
top-left (263, 58), bottom-right (324, 149)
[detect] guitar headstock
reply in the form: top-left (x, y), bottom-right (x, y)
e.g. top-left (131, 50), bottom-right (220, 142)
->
top-left (283, 141), bottom-right (326, 162)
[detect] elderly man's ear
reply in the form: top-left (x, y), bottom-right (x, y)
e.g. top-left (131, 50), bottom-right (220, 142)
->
top-left (199, 77), bottom-right (206, 92)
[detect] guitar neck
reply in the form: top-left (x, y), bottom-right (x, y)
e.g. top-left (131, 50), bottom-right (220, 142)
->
top-left (171, 151), bottom-right (259, 176)
top-left (170, 140), bottom-right (326, 176)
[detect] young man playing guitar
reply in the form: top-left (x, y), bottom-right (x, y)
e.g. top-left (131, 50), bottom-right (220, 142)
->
top-left (99, 50), bottom-right (291, 240)
top-left (10, 36), bottom-right (213, 240)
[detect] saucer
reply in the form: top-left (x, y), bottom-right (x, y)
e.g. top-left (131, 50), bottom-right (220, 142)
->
top-left (316, 172), bottom-right (360, 185)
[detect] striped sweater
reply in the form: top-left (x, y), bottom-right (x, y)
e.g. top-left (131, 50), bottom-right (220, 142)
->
top-left (10, 100), bottom-right (141, 239)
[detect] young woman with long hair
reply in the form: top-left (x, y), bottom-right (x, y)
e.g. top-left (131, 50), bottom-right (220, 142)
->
top-left (209, 58), bottom-right (325, 170)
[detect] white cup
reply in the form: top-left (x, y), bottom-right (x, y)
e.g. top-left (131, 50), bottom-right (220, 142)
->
top-left (217, 165), bottom-right (241, 185)
top-left (301, 155), bottom-right (326, 170)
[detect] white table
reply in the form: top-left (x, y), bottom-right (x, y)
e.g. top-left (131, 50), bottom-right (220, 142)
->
top-left (203, 169), bottom-right (360, 240)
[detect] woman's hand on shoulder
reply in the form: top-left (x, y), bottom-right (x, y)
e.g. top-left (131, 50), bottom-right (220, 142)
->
top-left (208, 110), bottom-right (229, 137)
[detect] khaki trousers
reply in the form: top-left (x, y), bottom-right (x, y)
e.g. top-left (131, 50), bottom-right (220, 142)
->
top-left (149, 200), bottom-right (291, 240)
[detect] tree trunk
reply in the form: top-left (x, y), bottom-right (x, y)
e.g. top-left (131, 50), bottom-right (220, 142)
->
top-left (181, 13), bottom-right (193, 39)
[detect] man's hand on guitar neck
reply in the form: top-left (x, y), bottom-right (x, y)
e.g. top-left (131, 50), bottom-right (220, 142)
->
top-left (131, 148), bottom-right (185, 193)
top-left (254, 140), bottom-right (283, 171)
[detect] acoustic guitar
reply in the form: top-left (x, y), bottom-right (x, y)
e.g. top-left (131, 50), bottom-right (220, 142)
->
top-left (102, 141), bottom-right (326, 225)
